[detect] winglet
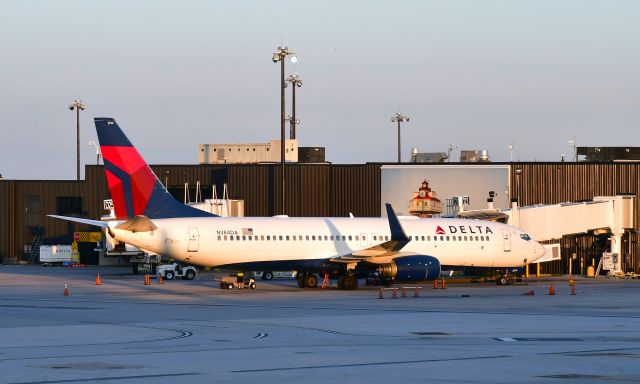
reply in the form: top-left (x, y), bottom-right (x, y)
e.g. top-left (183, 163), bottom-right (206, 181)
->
top-left (385, 203), bottom-right (410, 251)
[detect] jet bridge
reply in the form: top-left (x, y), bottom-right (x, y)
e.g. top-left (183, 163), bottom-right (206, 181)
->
top-left (506, 196), bottom-right (635, 274)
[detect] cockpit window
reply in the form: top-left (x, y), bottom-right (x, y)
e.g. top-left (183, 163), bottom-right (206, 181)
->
top-left (520, 233), bottom-right (531, 241)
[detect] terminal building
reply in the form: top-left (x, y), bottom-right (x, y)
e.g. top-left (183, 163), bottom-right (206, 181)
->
top-left (1, 160), bottom-right (640, 275)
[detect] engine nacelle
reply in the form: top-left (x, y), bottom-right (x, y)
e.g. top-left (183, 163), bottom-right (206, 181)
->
top-left (378, 255), bottom-right (441, 281)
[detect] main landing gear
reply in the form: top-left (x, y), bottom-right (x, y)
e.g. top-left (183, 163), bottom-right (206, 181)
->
top-left (297, 273), bottom-right (318, 288)
top-left (337, 274), bottom-right (358, 290)
top-left (295, 272), bottom-right (358, 290)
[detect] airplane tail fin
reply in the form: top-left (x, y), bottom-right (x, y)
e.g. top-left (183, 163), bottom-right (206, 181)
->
top-left (95, 117), bottom-right (216, 219)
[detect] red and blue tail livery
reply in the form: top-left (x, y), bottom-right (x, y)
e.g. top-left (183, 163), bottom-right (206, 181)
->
top-left (95, 118), bottom-right (215, 219)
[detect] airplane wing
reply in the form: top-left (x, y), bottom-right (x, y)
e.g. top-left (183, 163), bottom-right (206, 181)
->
top-left (330, 204), bottom-right (411, 264)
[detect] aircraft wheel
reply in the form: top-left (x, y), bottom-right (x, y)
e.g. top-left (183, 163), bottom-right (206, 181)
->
top-left (304, 274), bottom-right (318, 288)
top-left (165, 271), bottom-right (175, 280)
top-left (227, 283), bottom-right (234, 290)
top-left (297, 274), bottom-right (306, 288)
top-left (337, 275), bottom-right (346, 290)
top-left (343, 275), bottom-right (358, 290)
top-left (185, 270), bottom-right (196, 280)
top-left (250, 283), bottom-right (256, 289)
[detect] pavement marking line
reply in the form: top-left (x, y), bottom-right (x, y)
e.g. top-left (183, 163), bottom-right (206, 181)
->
top-left (5, 373), bottom-right (199, 384)
top-left (495, 337), bottom-right (583, 342)
top-left (496, 338), bottom-right (518, 342)
top-left (232, 354), bottom-right (511, 373)
top-left (252, 333), bottom-right (268, 338)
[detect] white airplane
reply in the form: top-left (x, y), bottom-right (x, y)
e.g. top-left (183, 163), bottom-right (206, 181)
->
top-left (50, 118), bottom-right (546, 290)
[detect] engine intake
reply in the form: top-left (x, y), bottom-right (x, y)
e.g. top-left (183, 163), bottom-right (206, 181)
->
top-left (379, 255), bottom-right (441, 281)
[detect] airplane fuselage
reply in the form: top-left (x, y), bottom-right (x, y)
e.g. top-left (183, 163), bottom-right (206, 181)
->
top-left (109, 216), bottom-right (544, 270)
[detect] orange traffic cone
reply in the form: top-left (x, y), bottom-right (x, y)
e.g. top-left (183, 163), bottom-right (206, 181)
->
top-left (95, 274), bottom-right (102, 286)
top-left (548, 284), bottom-right (556, 295)
top-left (144, 275), bottom-right (150, 286)
top-left (158, 275), bottom-right (163, 285)
top-left (63, 284), bottom-right (69, 296)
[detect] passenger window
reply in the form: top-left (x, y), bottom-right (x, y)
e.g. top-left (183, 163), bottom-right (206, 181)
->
top-left (355, 236), bottom-right (359, 241)
top-left (363, 236), bottom-right (366, 241)
top-left (312, 236), bottom-right (316, 240)
top-left (348, 236), bottom-right (352, 241)
top-left (279, 235), bottom-right (283, 241)
top-left (446, 236), bottom-right (450, 241)
top-left (224, 235), bottom-right (228, 241)
top-left (261, 235), bottom-right (264, 240)
top-left (440, 236), bottom-right (444, 241)
top-left (408, 236), bottom-right (412, 240)
top-left (242, 236), bottom-right (246, 241)
top-left (342, 236), bottom-right (346, 241)
top-left (475, 236), bottom-right (478, 241)
top-left (306, 235), bottom-right (310, 240)
top-left (236, 236), bottom-right (240, 241)
top-left (286, 235), bottom-right (290, 241)
top-left (458, 236), bottom-right (462, 241)
top-left (421, 236), bottom-right (425, 241)
top-left (464, 236), bottom-right (468, 241)
top-left (324, 236), bottom-right (328, 241)
top-left (434, 236), bottom-right (437, 241)
top-left (217, 235), bottom-right (221, 241)
top-left (266, 236), bottom-right (270, 240)
top-left (373, 236), bottom-right (377, 241)
top-left (452, 236), bottom-right (456, 241)
top-left (427, 236), bottom-right (431, 241)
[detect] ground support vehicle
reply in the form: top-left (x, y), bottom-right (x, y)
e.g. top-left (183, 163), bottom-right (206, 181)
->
top-left (156, 263), bottom-right (197, 280)
top-left (252, 271), bottom-right (296, 280)
top-left (220, 275), bottom-right (257, 289)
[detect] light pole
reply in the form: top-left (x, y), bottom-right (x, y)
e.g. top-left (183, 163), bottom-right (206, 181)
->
top-left (68, 99), bottom-right (86, 180)
top-left (447, 144), bottom-right (457, 162)
top-left (568, 136), bottom-right (577, 162)
top-left (391, 113), bottom-right (409, 163)
top-left (272, 46), bottom-right (297, 214)
top-left (285, 115), bottom-right (300, 140)
top-left (88, 141), bottom-right (101, 165)
top-left (286, 74), bottom-right (303, 140)
top-left (508, 143), bottom-right (514, 162)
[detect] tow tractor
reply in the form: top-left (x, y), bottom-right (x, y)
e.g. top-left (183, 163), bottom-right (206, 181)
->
top-left (156, 263), bottom-right (198, 280)
top-left (220, 274), bottom-right (257, 289)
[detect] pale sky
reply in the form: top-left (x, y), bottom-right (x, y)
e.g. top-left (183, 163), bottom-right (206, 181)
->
top-left (1, 0), bottom-right (639, 179)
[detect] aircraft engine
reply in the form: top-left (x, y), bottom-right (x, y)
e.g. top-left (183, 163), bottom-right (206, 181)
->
top-left (378, 255), bottom-right (441, 281)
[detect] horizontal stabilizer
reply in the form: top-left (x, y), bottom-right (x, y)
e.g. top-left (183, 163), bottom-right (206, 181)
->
top-left (47, 215), bottom-right (108, 228)
top-left (115, 215), bottom-right (158, 233)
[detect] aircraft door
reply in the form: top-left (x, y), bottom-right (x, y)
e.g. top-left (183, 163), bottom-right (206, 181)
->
top-left (502, 229), bottom-right (511, 252)
top-left (188, 227), bottom-right (199, 252)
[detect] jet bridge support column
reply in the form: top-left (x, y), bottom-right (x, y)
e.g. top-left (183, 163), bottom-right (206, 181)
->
top-left (610, 232), bottom-right (623, 275)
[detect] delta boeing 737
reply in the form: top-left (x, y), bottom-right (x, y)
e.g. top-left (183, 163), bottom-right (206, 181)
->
top-left (50, 118), bottom-right (546, 290)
